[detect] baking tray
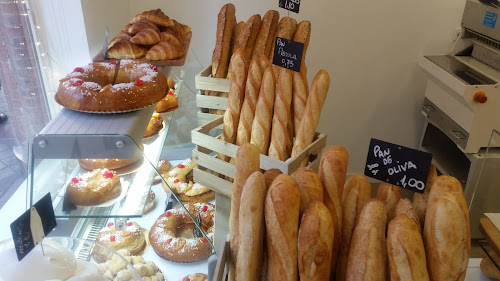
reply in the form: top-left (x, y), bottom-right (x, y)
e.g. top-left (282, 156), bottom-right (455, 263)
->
top-left (93, 32), bottom-right (192, 67)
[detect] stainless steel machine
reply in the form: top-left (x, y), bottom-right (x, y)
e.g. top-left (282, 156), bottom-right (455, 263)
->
top-left (419, 0), bottom-right (500, 238)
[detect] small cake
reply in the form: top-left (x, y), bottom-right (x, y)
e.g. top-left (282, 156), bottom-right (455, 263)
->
top-left (66, 169), bottom-right (121, 206)
top-left (144, 112), bottom-right (164, 137)
top-left (181, 273), bottom-right (208, 281)
top-left (153, 159), bottom-right (173, 185)
top-left (155, 89), bottom-right (178, 113)
top-left (143, 190), bottom-right (156, 214)
top-left (97, 221), bottom-right (146, 255)
top-left (78, 144), bottom-right (143, 171)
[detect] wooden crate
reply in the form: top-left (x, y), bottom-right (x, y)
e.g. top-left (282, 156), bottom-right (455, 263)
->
top-left (191, 116), bottom-right (327, 198)
top-left (195, 65), bottom-right (230, 126)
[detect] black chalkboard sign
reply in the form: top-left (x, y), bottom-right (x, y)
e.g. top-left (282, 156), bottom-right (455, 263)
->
top-left (272, 37), bottom-right (304, 73)
top-left (364, 138), bottom-right (432, 193)
top-left (279, 0), bottom-right (301, 13)
top-left (10, 193), bottom-right (56, 261)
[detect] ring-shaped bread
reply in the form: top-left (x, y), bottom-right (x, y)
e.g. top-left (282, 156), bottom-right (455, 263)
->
top-left (149, 202), bottom-right (214, 263)
top-left (56, 60), bottom-right (167, 112)
top-left (66, 168), bottom-right (121, 206)
top-left (97, 221), bottom-right (146, 255)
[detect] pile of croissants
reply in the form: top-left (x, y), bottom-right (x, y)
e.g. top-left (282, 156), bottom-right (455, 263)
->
top-left (106, 9), bottom-right (190, 61)
top-left (228, 143), bottom-right (470, 281)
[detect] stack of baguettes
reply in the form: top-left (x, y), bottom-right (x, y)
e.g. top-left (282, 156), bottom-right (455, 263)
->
top-left (212, 5), bottom-right (325, 163)
top-left (228, 143), bottom-right (471, 281)
top-left (106, 9), bottom-right (190, 60)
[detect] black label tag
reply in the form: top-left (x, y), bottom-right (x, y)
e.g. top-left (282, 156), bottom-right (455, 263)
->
top-left (10, 193), bottom-right (57, 261)
top-left (279, 0), bottom-right (300, 13)
top-left (364, 138), bottom-right (432, 193)
top-left (272, 37), bottom-right (303, 72)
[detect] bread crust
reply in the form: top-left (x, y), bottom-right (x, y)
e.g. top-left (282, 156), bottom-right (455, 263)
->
top-left (212, 3), bottom-right (236, 78)
top-left (292, 167), bottom-right (323, 217)
top-left (130, 9), bottom-right (173, 27)
top-left (252, 10), bottom-right (279, 59)
top-left (250, 67), bottom-right (276, 154)
top-left (269, 68), bottom-right (293, 160)
top-left (271, 17), bottom-right (298, 78)
top-left (236, 14), bottom-right (262, 61)
top-left (130, 28), bottom-right (161, 45)
top-left (376, 182), bottom-right (402, 224)
top-left (395, 198), bottom-right (421, 233)
top-left (412, 164), bottom-right (438, 229)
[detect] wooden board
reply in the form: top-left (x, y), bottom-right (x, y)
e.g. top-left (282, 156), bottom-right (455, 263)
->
top-left (93, 32), bottom-right (192, 66)
top-left (480, 217), bottom-right (500, 257)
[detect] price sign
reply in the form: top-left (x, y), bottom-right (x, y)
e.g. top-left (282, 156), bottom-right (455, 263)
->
top-left (272, 37), bottom-right (303, 73)
top-left (279, 0), bottom-right (301, 13)
top-left (10, 193), bottom-right (56, 261)
top-left (364, 138), bottom-right (432, 193)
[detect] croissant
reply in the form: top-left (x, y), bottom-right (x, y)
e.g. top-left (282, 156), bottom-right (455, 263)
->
top-left (130, 9), bottom-right (173, 27)
top-left (108, 32), bottom-right (131, 49)
top-left (130, 28), bottom-right (161, 45)
top-left (160, 31), bottom-right (181, 46)
top-left (106, 40), bottom-right (148, 59)
top-left (145, 41), bottom-right (185, 60)
top-left (128, 19), bottom-right (159, 35)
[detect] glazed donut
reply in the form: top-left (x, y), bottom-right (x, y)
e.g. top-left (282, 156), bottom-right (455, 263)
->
top-left (97, 221), bottom-right (146, 255)
top-left (143, 190), bottom-right (156, 215)
top-left (180, 273), bottom-right (208, 281)
top-left (66, 169), bottom-right (121, 206)
top-left (78, 144), bottom-right (143, 171)
top-left (56, 60), bottom-right (167, 112)
top-left (144, 113), bottom-right (164, 137)
top-left (161, 158), bottom-right (215, 202)
top-left (155, 89), bottom-right (178, 113)
top-left (149, 202), bottom-right (215, 263)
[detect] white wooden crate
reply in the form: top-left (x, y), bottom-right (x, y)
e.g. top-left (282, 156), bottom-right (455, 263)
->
top-left (191, 116), bottom-right (327, 197)
top-left (195, 65), bottom-right (230, 126)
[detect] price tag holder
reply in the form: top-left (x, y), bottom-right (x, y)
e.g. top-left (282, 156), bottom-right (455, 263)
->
top-left (272, 37), bottom-right (304, 73)
top-left (10, 193), bottom-right (56, 261)
top-left (364, 138), bottom-right (432, 193)
top-left (279, 0), bottom-right (301, 13)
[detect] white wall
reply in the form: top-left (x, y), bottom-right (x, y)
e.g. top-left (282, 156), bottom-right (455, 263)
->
top-left (82, 0), bottom-right (466, 174)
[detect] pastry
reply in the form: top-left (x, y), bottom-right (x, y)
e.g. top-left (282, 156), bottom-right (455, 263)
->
top-left (235, 14), bottom-right (262, 61)
top-left (412, 163), bottom-right (438, 229)
top-left (149, 202), bottom-right (215, 263)
top-left (160, 31), bottom-right (182, 45)
top-left (145, 41), bottom-right (185, 60)
top-left (345, 199), bottom-right (387, 281)
top-left (180, 273), bottom-right (208, 281)
top-left (376, 182), bottom-right (402, 224)
top-left (98, 249), bottom-right (165, 281)
top-left (66, 168), bottom-right (121, 206)
top-left (130, 28), bottom-right (161, 45)
top-left (128, 19), bottom-right (159, 34)
top-left (157, 159), bottom-right (173, 175)
top-left (167, 76), bottom-right (176, 89)
top-left (156, 89), bottom-right (179, 113)
top-left (78, 144), bottom-right (143, 171)
top-left (108, 32), bottom-right (132, 49)
top-left (168, 19), bottom-right (191, 36)
top-left (251, 10), bottom-right (279, 59)
top-left (336, 174), bottom-right (371, 281)
top-left (298, 201), bottom-right (335, 281)
top-left (235, 55), bottom-right (271, 146)
top-left (265, 174), bottom-right (300, 281)
top-left (291, 70), bottom-right (330, 166)
top-left (97, 221), bottom-right (146, 255)
top-left (250, 66), bottom-right (275, 154)
top-left (106, 40), bottom-right (149, 59)
top-left (130, 9), bottom-right (173, 27)
top-left (144, 112), bottom-right (163, 137)
top-left (292, 167), bottom-right (323, 217)
top-left (228, 143), bottom-right (260, 281)
top-left (268, 67), bottom-right (293, 160)
top-left (271, 16), bottom-right (298, 78)
top-left (387, 215), bottom-right (429, 281)
top-left (424, 176), bottom-right (470, 281)
top-left (394, 198), bottom-right (421, 233)
top-left (56, 60), bottom-right (167, 112)
top-left (143, 190), bottom-right (156, 215)
top-left (236, 172), bottom-right (267, 281)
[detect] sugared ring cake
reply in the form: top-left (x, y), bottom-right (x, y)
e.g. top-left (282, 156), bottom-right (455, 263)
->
top-left (97, 221), bottom-right (146, 255)
top-left (56, 60), bottom-right (167, 112)
top-left (66, 168), bottom-right (121, 206)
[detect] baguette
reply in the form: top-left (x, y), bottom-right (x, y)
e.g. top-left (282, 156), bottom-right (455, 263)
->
top-left (298, 201), bottom-right (335, 281)
top-left (250, 67), bottom-right (276, 154)
top-left (229, 143), bottom-right (260, 281)
top-left (345, 199), bottom-right (387, 281)
top-left (265, 174), bottom-right (300, 281)
top-left (268, 68), bottom-right (293, 160)
top-left (222, 49), bottom-right (248, 145)
top-left (292, 69), bottom-right (309, 135)
top-left (387, 214), bottom-right (429, 281)
top-left (252, 10), bottom-right (279, 59)
top-left (291, 70), bottom-right (330, 166)
top-left (318, 145), bottom-right (348, 280)
top-left (237, 171), bottom-right (267, 281)
top-left (376, 182), bottom-right (402, 224)
top-left (336, 174), bottom-right (372, 281)
top-left (236, 55), bottom-right (271, 145)
top-left (264, 168), bottom-right (282, 189)
top-left (292, 167), bottom-right (323, 217)
top-left (395, 198), bottom-right (421, 233)
top-left (293, 20), bottom-right (311, 67)
top-left (271, 17), bottom-right (298, 78)
top-left (424, 176), bottom-right (470, 281)
top-left (236, 14), bottom-right (262, 61)
top-left (412, 163), bottom-right (438, 229)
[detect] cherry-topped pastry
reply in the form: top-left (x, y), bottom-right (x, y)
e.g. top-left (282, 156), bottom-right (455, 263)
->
top-left (66, 168), bottom-right (121, 206)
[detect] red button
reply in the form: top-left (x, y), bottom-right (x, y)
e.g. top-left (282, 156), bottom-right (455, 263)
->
top-left (165, 211), bottom-right (172, 217)
top-left (174, 178), bottom-right (180, 183)
top-left (135, 79), bottom-right (144, 86)
top-left (110, 235), bottom-right (115, 242)
top-left (109, 61), bottom-right (117, 65)
top-left (167, 238), bottom-right (173, 244)
top-left (474, 92), bottom-right (487, 103)
top-left (201, 237), bottom-right (208, 243)
top-left (72, 80), bottom-right (83, 86)
top-left (73, 67), bottom-right (84, 73)
top-left (178, 164), bottom-right (185, 169)
top-left (127, 222), bottom-right (132, 226)
top-left (107, 222), bottom-right (114, 227)
top-left (103, 170), bottom-right (114, 179)
top-left (71, 177), bottom-right (79, 184)
top-left (168, 91), bottom-right (174, 96)
top-left (183, 277), bottom-right (190, 281)
top-left (202, 205), bottom-right (208, 212)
